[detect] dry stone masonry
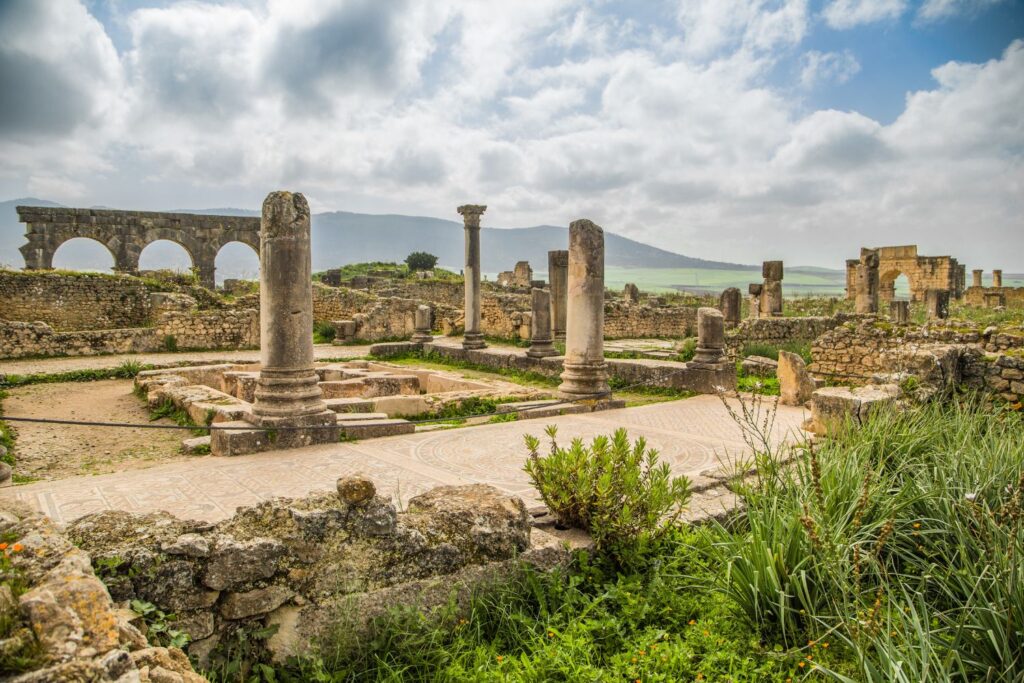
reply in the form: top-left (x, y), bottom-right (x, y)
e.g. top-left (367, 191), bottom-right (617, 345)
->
top-left (845, 245), bottom-right (964, 303)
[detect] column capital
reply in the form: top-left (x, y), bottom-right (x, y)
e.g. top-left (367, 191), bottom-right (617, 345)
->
top-left (457, 204), bottom-right (487, 228)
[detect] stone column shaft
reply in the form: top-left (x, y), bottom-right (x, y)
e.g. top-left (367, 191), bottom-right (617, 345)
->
top-left (251, 191), bottom-right (334, 431)
top-left (972, 269), bottom-right (983, 288)
top-left (719, 287), bottom-right (741, 327)
top-left (411, 304), bottom-right (433, 343)
top-left (527, 288), bottom-right (557, 358)
top-left (993, 270), bottom-right (1003, 288)
top-left (761, 261), bottom-right (784, 316)
top-left (558, 220), bottom-right (609, 399)
top-left (458, 204), bottom-right (487, 349)
top-left (748, 284), bottom-right (762, 320)
top-left (890, 300), bottom-right (909, 324)
top-left (691, 307), bottom-right (726, 366)
top-left (548, 250), bottom-right (568, 340)
top-left (925, 289), bottom-right (949, 320)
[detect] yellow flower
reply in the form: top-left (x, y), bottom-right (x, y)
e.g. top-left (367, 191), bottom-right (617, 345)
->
top-left (688, 619), bottom-right (696, 626)
top-left (822, 642), bottom-right (829, 649)
top-left (913, 522), bottom-right (921, 529)
top-left (799, 662), bottom-right (806, 668)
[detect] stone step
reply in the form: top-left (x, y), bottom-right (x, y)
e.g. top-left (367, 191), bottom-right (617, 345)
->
top-left (332, 412), bottom-right (390, 421)
top-left (181, 435), bottom-right (211, 454)
top-left (338, 418), bottom-right (415, 440)
top-left (323, 397), bottom-right (375, 413)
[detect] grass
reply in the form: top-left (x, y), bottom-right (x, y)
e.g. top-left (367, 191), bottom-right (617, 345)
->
top-left (740, 340), bottom-right (813, 365)
top-left (315, 262), bottom-right (462, 283)
top-left (0, 360), bottom-right (152, 388)
top-left (149, 398), bottom-right (209, 436)
top-left (227, 397), bottom-right (1021, 683)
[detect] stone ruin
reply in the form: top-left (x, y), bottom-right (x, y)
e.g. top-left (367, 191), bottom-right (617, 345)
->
top-left (623, 282), bottom-right (641, 304)
top-left (547, 250), bottom-right (569, 340)
top-left (496, 261), bottom-right (533, 288)
top-left (458, 204), bottom-right (487, 350)
top-left (719, 287), bottom-right (741, 328)
top-left (845, 244), bottom-right (964, 303)
top-left (853, 248), bottom-right (880, 315)
top-left (558, 220), bottom-right (611, 401)
top-left (965, 268), bottom-right (1022, 309)
top-left (748, 261), bottom-right (783, 318)
top-left (925, 288), bottom-right (950, 320)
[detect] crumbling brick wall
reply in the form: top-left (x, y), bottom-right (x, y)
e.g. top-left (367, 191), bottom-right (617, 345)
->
top-left (0, 269), bottom-right (155, 330)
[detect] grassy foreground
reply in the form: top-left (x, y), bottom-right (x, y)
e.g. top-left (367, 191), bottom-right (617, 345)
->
top-left (208, 398), bottom-right (1021, 682)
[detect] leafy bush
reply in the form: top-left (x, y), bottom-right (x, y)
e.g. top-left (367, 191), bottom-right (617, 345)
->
top-left (524, 426), bottom-right (691, 567)
top-left (312, 321), bottom-right (336, 344)
top-left (677, 336), bottom-right (697, 362)
top-left (405, 251), bottom-right (438, 272)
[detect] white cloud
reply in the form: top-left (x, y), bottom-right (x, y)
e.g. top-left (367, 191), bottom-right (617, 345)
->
top-left (1, 1), bottom-right (1021, 269)
top-left (822, 0), bottom-right (907, 29)
top-left (917, 0), bottom-right (1006, 21)
top-left (799, 50), bottom-right (861, 88)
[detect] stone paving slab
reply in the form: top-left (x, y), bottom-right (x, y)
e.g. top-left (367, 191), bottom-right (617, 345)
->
top-left (1, 396), bottom-right (809, 525)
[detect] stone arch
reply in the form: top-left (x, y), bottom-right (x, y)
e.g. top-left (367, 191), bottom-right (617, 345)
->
top-left (879, 269), bottom-right (916, 303)
top-left (214, 240), bottom-right (260, 285)
top-left (138, 239), bottom-right (196, 274)
top-left (50, 237), bottom-right (118, 272)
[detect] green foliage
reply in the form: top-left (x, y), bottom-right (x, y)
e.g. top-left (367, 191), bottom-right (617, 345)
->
top-left (677, 336), bottom-right (698, 362)
top-left (130, 599), bottom-right (190, 649)
top-left (150, 399), bottom-right (208, 436)
top-left (1, 365), bottom-right (157, 388)
top-left (114, 359), bottom-right (144, 378)
top-left (163, 334), bottom-right (179, 352)
top-left (524, 426), bottom-right (692, 569)
top-left (204, 623), bottom-right (281, 683)
top-left (312, 321), bottom-right (337, 344)
top-left (405, 251), bottom-right (439, 272)
top-left (0, 541), bottom-right (45, 675)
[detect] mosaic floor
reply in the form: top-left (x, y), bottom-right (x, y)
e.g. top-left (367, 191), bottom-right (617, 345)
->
top-left (2, 395), bottom-right (809, 525)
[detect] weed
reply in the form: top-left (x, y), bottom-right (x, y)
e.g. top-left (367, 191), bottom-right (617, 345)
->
top-left (163, 334), bottom-right (178, 352)
top-left (130, 599), bottom-right (190, 649)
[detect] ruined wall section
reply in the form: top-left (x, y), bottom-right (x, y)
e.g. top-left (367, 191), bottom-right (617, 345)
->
top-left (964, 286), bottom-right (1024, 308)
top-left (725, 314), bottom-right (856, 357)
top-left (0, 270), bottom-right (155, 331)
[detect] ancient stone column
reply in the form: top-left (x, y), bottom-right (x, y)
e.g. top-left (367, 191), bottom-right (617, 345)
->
top-left (993, 269), bottom-right (1003, 288)
top-left (251, 192), bottom-right (337, 438)
top-left (558, 220), bottom-right (610, 400)
top-left (690, 307), bottom-right (726, 366)
top-left (527, 288), bottom-right (557, 358)
top-left (719, 287), bottom-right (741, 328)
top-left (925, 289), bottom-right (949, 320)
top-left (548, 250), bottom-right (568, 340)
top-left (623, 283), bottom-right (640, 304)
top-left (890, 300), bottom-right (909, 324)
top-left (761, 261), bottom-right (784, 317)
top-left (855, 248), bottom-right (880, 314)
top-left (748, 284), bottom-right (763, 319)
top-left (972, 269), bottom-right (983, 288)
top-left (458, 204), bottom-right (487, 350)
top-left (411, 305), bottom-right (433, 343)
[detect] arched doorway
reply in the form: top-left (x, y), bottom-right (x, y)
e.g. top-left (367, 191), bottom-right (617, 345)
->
top-left (880, 270), bottom-right (913, 303)
top-left (891, 274), bottom-right (911, 301)
top-left (138, 240), bottom-right (194, 274)
top-left (214, 241), bottom-right (260, 286)
top-left (51, 238), bottom-right (116, 272)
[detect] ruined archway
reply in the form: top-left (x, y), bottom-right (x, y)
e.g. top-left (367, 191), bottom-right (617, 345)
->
top-left (879, 269), bottom-right (915, 303)
top-left (138, 239), bottom-right (195, 275)
top-left (214, 241), bottom-right (260, 285)
top-left (51, 238), bottom-right (117, 273)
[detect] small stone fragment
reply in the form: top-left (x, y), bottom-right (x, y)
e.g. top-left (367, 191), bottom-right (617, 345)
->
top-left (337, 474), bottom-right (376, 506)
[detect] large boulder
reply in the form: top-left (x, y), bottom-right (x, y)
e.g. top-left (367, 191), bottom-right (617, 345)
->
top-left (806, 384), bottom-right (901, 435)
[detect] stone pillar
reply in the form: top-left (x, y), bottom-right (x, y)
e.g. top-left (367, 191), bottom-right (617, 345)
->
top-left (748, 284), bottom-right (762, 319)
top-left (890, 300), bottom-right (909, 324)
top-left (458, 204), bottom-right (487, 350)
top-left (690, 308), bottom-right (726, 366)
top-left (250, 191), bottom-right (337, 439)
top-left (972, 269), bottom-right (983, 288)
top-left (548, 250), bottom-right (568, 340)
top-left (558, 219), bottom-right (610, 400)
top-left (411, 305), bottom-right (433, 343)
top-left (993, 269), bottom-right (1003, 288)
top-left (719, 287), bottom-right (741, 328)
top-left (527, 288), bottom-right (557, 358)
top-left (761, 261), bottom-right (783, 317)
top-left (196, 260), bottom-right (216, 291)
top-left (855, 248), bottom-right (880, 314)
top-left (924, 289), bottom-right (949, 320)
top-left (623, 283), bottom-right (640, 304)
top-left (983, 292), bottom-right (1006, 309)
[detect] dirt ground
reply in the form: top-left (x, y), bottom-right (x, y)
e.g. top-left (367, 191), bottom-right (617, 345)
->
top-left (3, 379), bottom-right (189, 481)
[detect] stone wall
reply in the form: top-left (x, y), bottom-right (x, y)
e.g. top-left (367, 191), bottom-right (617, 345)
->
top-left (963, 285), bottom-right (1024, 308)
top-left (0, 269), bottom-right (155, 331)
top-left (809, 319), bottom-right (1024, 383)
top-left (725, 314), bottom-right (856, 357)
top-left (962, 351), bottom-right (1024, 405)
top-left (603, 302), bottom-right (695, 338)
top-left (65, 480), bottom-right (559, 667)
top-left (0, 319), bottom-right (159, 358)
top-left (156, 309), bottom-right (259, 351)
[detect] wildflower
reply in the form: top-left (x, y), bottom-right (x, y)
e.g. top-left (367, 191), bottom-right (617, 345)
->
top-left (548, 631), bottom-right (555, 638)
top-left (639, 650), bottom-right (646, 656)
top-left (631, 657), bottom-right (638, 664)
top-left (703, 630), bottom-right (710, 637)
top-left (806, 655), bottom-right (813, 661)
top-left (11, 543), bottom-right (22, 553)
top-left (822, 642), bottom-right (829, 649)
top-left (799, 662), bottom-right (806, 668)
top-left (688, 619), bottom-right (696, 625)
top-left (0, 543), bottom-right (7, 550)
top-left (808, 640), bottom-right (815, 647)
top-left (965, 492), bottom-right (977, 502)
top-left (913, 522), bottom-right (921, 529)
top-left (496, 655), bottom-right (504, 663)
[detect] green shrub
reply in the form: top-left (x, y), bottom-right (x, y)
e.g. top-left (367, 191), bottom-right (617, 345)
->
top-left (405, 251), bottom-right (438, 272)
top-left (740, 340), bottom-right (812, 364)
top-left (677, 336), bottom-right (697, 362)
top-left (524, 426), bottom-right (691, 568)
top-left (312, 321), bottom-right (336, 344)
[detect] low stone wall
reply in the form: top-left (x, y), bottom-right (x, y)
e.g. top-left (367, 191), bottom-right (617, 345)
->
top-left (65, 480), bottom-right (562, 668)
top-left (962, 351), bottom-right (1024, 405)
top-left (0, 269), bottom-right (155, 331)
top-left (725, 314), bottom-right (857, 357)
top-left (156, 309), bottom-right (259, 351)
top-left (963, 285), bottom-right (1024, 308)
top-left (0, 500), bottom-right (206, 681)
top-left (810, 319), bottom-right (1024, 383)
top-left (0, 319), bottom-right (159, 358)
top-left (604, 302), bottom-right (695, 338)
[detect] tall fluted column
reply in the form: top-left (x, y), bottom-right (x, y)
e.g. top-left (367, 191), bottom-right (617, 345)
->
top-left (548, 250), bottom-right (568, 340)
top-left (558, 219), bottom-right (609, 400)
top-left (251, 191), bottom-right (335, 434)
top-left (458, 204), bottom-right (487, 350)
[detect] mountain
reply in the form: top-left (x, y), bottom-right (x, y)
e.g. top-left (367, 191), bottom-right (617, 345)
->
top-left (0, 199), bottom-right (758, 275)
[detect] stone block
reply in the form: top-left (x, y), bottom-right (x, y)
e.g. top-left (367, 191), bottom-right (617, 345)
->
top-left (741, 355), bottom-right (777, 377)
top-left (807, 384), bottom-right (900, 435)
top-left (778, 350), bottom-right (816, 407)
top-left (338, 418), bottom-right (415, 439)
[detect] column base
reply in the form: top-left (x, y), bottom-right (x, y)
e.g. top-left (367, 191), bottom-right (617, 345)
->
top-left (558, 360), bottom-right (610, 400)
top-left (462, 333), bottom-right (487, 350)
top-left (411, 332), bottom-right (434, 343)
top-left (690, 347), bottom-right (726, 365)
top-left (527, 340), bottom-right (558, 358)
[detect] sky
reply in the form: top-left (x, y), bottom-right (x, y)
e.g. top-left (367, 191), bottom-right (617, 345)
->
top-left (0, 0), bottom-right (1022, 270)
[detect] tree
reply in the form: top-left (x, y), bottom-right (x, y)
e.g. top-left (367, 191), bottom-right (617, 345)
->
top-left (405, 251), bottom-right (438, 272)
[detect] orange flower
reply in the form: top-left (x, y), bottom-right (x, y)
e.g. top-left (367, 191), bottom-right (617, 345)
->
top-left (808, 640), bottom-right (815, 647)
top-left (688, 619), bottom-right (696, 626)
top-left (496, 655), bottom-right (504, 662)
top-left (11, 543), bottom-right (23, 553)
top-left (0, 543), bottom-right (7, 550)
top-left (799, 662), bottom-right (806, 668)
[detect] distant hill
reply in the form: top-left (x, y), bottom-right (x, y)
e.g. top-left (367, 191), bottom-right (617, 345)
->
top-left (0, 199), bottom-right (758, 275)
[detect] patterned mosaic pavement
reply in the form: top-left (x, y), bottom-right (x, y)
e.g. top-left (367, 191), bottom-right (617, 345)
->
top-left (1, 395), bottom-right (809, 525)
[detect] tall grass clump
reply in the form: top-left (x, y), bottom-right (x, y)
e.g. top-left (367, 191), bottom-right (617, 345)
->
top-left (712, 396), bottom-right (1023, 681)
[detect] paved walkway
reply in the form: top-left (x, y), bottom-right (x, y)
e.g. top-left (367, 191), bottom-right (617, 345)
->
top-left (0, 344), bottom-right (372, 376)
top-left (1, 396), bottom-right (808, 525)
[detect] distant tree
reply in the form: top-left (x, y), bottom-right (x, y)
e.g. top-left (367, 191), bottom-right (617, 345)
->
top-left (405, 251), bottom-right (438, 272)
